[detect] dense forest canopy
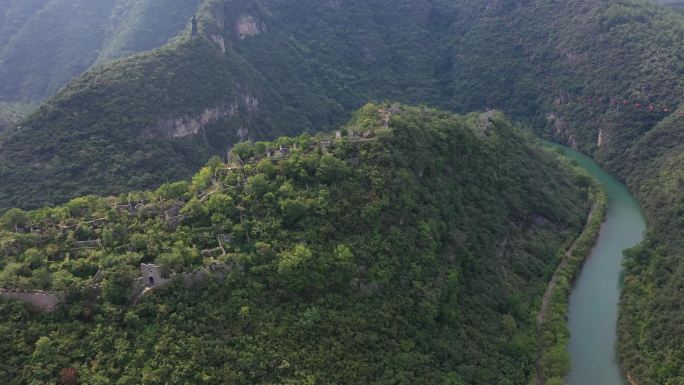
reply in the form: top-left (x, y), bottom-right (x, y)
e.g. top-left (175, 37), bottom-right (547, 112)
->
top-left (1, 0), bottom-right (683, 213)
top-left (0, 0), bottom-right (683, 383)
top-left (0, 105), bottom-right (592, 384)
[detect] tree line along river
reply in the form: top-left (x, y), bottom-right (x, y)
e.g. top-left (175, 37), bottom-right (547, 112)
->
top-left (550, 144), bottom-right (646, 385)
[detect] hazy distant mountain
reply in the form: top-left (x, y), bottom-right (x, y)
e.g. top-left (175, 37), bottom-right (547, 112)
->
top-left (0, 0), bottom-right (202, 102)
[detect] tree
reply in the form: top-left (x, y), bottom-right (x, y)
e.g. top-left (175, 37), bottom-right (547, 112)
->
top-left (0, 208), bottom-right (29, 230)
top-left (191, 166), bottom-right (213, 192)
top-left (278, 244), bottom-right (314, 290)
top-left (181, 197), bottom-right (209, 224)
top-left (101, 228), bottom-right (114, 248)
top-left (245, 174), bottom-right (273, 198)
top-left (30, 336), bottom-right (62, 381)
top-left (280, 198), bottom-right (308, 227)
top-left (316, 154), bottom-right (349, 183)
top-left (206, 193), bottom-right (237, 226)
top-left (155, 181), bottom-right (190, 200)
top-left (232, 142), bottom-right (254, 162)
top-left (253, 141), bottom-right (268, 157)
top-left (101, 266), bottom-right (135, 305)
top-left (278, 244), bottom-right (312, 273)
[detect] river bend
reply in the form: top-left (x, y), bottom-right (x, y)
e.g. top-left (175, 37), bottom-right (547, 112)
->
top-left (552, 144), bottom-right (645, 385)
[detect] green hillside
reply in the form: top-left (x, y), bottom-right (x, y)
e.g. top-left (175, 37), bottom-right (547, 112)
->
top-left (0, 102), bottom-right (35, 132)
top-left (0, 0), bottom-right (547, 212)
top-left (4, 0), bottom-right (682, 212)
top-left (0, 0), bottom-right (683, 382)
top-left (616, 111), bottom-right (684, 384)
top-left (501, 3), bottom-right (684, 383)
top-left (0, 0), bottom-right (202, 102)
top-left (0, 105), bottom-right (592, 384)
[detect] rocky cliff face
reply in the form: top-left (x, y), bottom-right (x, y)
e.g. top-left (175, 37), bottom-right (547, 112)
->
top-left (145, 103), bottom-right (238, 139)
top-left (236, 15), bottom-right (262, 39)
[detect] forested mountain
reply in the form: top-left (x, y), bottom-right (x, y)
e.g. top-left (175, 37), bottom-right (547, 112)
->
top-left (0, 0), bottom-right (572, 211)
top-left (1, 0), bottom-right (684, 383)
top-left (3, 0), bottom-right (683, 213)
top-left (0, 0), bottom-right (201, 102)
top-left (0, 105), bottom-right (592, 384)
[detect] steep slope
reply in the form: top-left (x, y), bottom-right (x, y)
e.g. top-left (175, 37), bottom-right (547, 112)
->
top-left (0, 0), bottom-right (543, 211)
top-left (500, 3), bottom-right (684, 383)
top-left (7, 0), bottom-right (681, 212)
top-left (1, 1), bottom-right (683, 381)
top-left (0, 34), bottom-right (307, 211)
top-left (615, 112), bottom-right (684, 384)
top-left (0, 102), bottom-right (35, 133)
top-left (0, 0), bottom-right (202, 102)
top-left (0, 105), bottom-right (591, 385)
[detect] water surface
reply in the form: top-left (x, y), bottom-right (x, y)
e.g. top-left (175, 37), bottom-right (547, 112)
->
top-left (551, 144), bottom-right (645, 385)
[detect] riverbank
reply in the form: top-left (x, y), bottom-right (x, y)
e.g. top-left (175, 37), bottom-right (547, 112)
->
top-left (534, 148), bottom-right (609, 385)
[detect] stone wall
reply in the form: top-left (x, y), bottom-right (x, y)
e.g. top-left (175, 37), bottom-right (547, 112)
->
top-left (0, 289), bottom-right (63, 311)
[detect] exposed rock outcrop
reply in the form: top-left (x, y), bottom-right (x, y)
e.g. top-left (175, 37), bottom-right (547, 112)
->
top-left (145, 103), bottom-right (238, 139)
top-left (211, 34), bottom-right (226, 53)
top-left (236, 15), bottom-right (262, 39)
top-left (547, 112), bottom-right (578, 148)
top-left (243, 95), bottom-right (259, 113)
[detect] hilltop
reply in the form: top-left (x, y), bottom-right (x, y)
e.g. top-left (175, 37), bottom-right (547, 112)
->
top-left (0, 0), bottom-right (683, 382)
top-left (0, 105), bottom-right (592, 384)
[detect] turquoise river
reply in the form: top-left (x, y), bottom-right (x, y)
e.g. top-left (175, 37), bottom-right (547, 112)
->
top-left (553, 144), bottom-right (646, 385)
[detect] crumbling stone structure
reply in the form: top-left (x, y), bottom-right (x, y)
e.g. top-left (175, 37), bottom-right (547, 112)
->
top-left (141, 263), bottom-right (167, 287)
top-left (0, 289), bottom-right (63, 311)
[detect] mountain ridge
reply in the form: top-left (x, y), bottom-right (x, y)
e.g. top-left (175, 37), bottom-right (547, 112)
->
top-left (0, 104), bottom-right (591, 384)
top-left (0, 0), bottom-right (202, 102)
top-left (0, 0), bottom-right (683, 382)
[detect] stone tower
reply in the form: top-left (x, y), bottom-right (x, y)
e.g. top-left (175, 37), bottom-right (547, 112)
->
top-left (191, 15), bottom-right (199, 37)
top-left (141, 264), bottom-right (166, 287)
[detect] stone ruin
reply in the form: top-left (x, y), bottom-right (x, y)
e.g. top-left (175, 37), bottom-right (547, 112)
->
top-left (141, 263), bottom-right (167, 287)
top-left (0, 289), bottom-right (63, 312)
top-left (191, 15), bottom-right (199, 37)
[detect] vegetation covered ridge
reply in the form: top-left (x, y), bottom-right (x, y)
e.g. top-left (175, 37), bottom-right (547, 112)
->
top-left (2, 0), bottom-right (683, 380)
top-left (0, 102), bottom-right (35, 132)
top-left (535, 175), bottom-right (608, 385)
top-left (0, 36), bottom-right (246, 212)
top-left (2, 0), bottom-right (683, 214)
top-left (0, 104), bottom-right (592, 385)
top-left (616, 111), bottom-right (684, 385)
top-left (0, 0), bottom-right (203, 102)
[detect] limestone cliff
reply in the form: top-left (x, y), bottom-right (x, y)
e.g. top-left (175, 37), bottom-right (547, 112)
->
top-left (145, 103), bottom-right (238, 139)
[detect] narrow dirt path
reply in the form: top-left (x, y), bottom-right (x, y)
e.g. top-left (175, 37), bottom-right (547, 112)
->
top-left (537, 204), bottom-right (596, 324)
top-left (535, 204), bottom-right (597, 385)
